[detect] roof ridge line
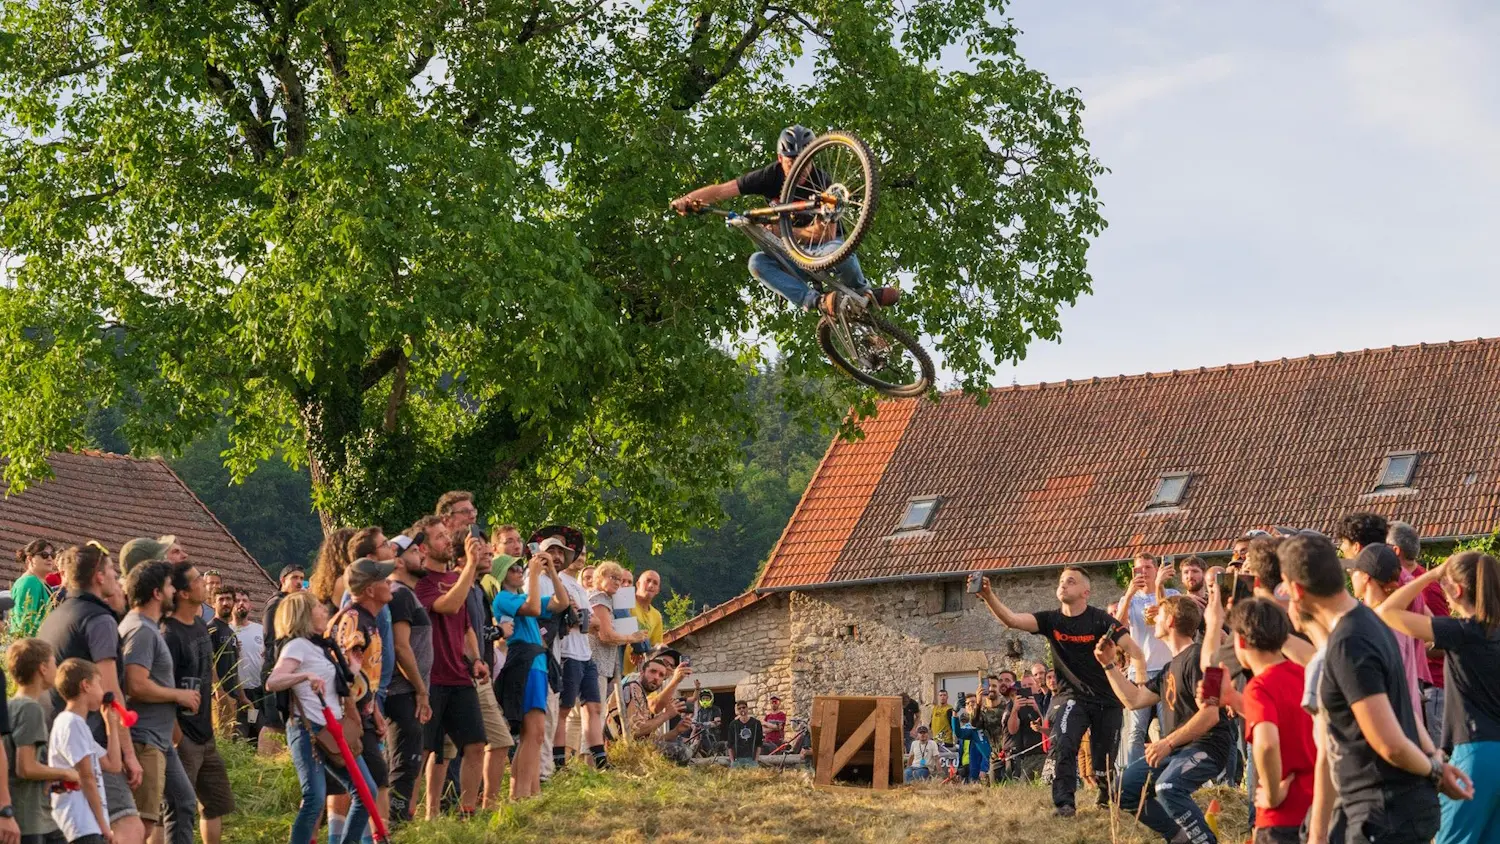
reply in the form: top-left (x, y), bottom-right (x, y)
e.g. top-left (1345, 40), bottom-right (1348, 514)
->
top-left (910, 335), bottom-right (1498, 400)
top-left (153, 457), bottom-right (279, 589)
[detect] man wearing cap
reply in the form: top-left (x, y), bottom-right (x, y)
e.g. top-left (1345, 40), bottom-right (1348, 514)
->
top-left (385, 533), bottom-right (433, 822)
top-left (762, 696), bottom-right (788, 752)
top-left (410, 515), bottom-right (489, 820)
top-left (121, 536), bottom-right (171, 574)
top-left (523, 526), bottom-right (585, 783)
top-left (336, 558), bottom-right (397, 827)
top-left (550, 530), bottom-right (599, 775)
top-left (1347, 542), bottom-right (1437, 754)
top-left (906, 725), bottom-right (941, 780)
top-left (255, 563), bottom-right (305, 755)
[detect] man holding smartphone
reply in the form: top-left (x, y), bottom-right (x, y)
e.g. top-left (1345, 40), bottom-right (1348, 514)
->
top-left (1004, 675), bottom-right (1047, 781)
top-left (1114, 553), bottom-right (1178, 772)
top-left (977, 567), bottom-right (1143, 816)
top-left (1096, 596), bottom-right (1233, 844)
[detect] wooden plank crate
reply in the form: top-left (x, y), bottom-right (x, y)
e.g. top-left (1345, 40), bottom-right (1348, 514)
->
top-left (809, 695), bottom-right (904, 791)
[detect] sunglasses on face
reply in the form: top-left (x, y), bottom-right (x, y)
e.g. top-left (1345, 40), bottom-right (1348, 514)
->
top-left (34, 550), bottom-right (54, 559)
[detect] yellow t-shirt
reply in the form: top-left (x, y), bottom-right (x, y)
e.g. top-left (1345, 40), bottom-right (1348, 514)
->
top-left (930, 704), bottom-right (955, 743)
top-left (624, 603), bottom-right (665, 674)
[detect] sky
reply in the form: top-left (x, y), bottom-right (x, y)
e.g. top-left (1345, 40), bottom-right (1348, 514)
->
top-left (991, 0), bottom-right (1500, 385)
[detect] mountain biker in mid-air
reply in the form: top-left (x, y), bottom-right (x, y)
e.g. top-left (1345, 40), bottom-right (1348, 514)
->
top-left (670, 125), bottom-right (900, 316)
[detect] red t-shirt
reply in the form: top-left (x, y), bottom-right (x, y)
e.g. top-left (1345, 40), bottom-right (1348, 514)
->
top-left (1412, 565), bottom-right (1450, 688)
top-left (1241, 660), bottom-right (1315, 830)
top-left (763, 710), bottom-right (787, 744)
top-left (414, 570), bottom-right (472, 688)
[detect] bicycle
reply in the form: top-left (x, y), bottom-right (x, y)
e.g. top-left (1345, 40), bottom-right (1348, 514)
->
top-left (763, 717), bottom-right (812, 773)
top-left (679, 131), bottom-right (935, 398)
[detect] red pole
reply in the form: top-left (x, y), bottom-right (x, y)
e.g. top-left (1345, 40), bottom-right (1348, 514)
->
top-left (321, 706), bottom-right (389, 844)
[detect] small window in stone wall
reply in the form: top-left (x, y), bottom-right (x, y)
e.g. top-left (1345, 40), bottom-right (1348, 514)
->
top-left (941, 580), bottom-right (965, 613)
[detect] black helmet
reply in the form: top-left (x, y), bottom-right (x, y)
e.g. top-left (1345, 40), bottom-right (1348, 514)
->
top-left (777, 124), bottom-right (815, 159)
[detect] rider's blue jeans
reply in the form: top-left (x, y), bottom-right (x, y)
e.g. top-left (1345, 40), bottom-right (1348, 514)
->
top-left (748, 238), bottom-right (868, 310)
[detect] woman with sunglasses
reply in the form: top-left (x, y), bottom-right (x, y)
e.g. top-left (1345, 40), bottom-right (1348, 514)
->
top-left (11, 539), bottom-right (57, 637)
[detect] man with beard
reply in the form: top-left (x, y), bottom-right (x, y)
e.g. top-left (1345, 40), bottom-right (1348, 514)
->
top-left (611, 658), bottom-right (691, 761)
top-left (1281, 533), bottom-right (1471, 844)
top-left (977, 567), bottom-right (1142, 817)
top-left (230, 589), bottom-right (265, 743)
top-left (207, 589), bottom-right (250, 738)
top-left (624, 570), bottom-right (664, 676)
top-left (162, 562), bottom-right (236, 844)
top-left (119, 561), bottom-right (199, 844)
top-left (384, 532), bottom-right (433, 822)
top-left (411, 516), bottom-right (489, 820)
top-left (1173, 556), bottom-right (1209, 608)
top-left (256, 564), bottom-right (303, 755)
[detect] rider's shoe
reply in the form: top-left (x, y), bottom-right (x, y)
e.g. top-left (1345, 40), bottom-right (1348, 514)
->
top-left (870, 286), bottom-right (901, 308)
top-left (818, 292), bottom-right (841, 318)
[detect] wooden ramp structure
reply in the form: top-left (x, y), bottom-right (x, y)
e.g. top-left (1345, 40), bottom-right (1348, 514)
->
top-left (809, 695), bottom-right (904, 790)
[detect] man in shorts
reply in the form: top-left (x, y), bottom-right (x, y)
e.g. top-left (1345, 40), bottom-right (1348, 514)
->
top-left (411, 515), bottom-right (490, 819)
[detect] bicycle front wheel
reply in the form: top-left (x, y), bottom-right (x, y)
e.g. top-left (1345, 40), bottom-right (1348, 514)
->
top-left (779, 132), bottom-right (878, 271)
top-left (817, 309), bottom-right (934, 398)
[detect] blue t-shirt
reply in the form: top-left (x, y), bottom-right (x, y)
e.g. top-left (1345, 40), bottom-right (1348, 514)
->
top-left (493, 591), bottom-right (548, 671)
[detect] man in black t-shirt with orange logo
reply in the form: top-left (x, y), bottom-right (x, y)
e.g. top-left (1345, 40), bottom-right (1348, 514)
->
top-left (977, 566), bottom-right (1143, 816)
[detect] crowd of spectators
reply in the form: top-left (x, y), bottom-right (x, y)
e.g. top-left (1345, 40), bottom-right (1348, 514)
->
top-left (0, 491), bottom-right (699, 844)
top-left (969, 514), bottom-right (1496, 844)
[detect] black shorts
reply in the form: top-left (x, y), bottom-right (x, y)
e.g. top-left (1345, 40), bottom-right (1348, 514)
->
top-left (1252, 826), bottom-right (1301, 844)
top-left (360, 723), bottom-right (389, 787)
top-left (423, 683), bottom-right (488, 754)
top-left (560, 658), bottom-right (601, 708)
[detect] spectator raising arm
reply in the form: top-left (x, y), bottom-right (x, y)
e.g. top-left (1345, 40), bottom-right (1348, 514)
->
top-left (976, 578), bottom-right (1039, 633)
top-left (1375, 566), bottom-right (1443, 643)
top-left (1094, 637), bottom-right (1159, 711)
top-left (430, 536), bottom-right (486, 616)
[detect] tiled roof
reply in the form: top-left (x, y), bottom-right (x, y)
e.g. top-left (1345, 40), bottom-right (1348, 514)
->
top-left (0, 452), bottom-right (279, 609)
top-left (664, 590), bottom-right (767, 643)
top-left (757, 338), bottom-right (1500, 591)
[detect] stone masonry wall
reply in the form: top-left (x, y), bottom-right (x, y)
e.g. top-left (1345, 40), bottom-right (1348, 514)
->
top-left (675, 567), bottom-right (1125, 721)
top-left (672, 593), bottom-right (794, 712)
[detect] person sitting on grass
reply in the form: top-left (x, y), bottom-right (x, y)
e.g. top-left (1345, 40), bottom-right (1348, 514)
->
top-left (607, 658), bottom-right (691, 763)
top-left (7, 638), bottom-right (80, 844)
top-left (1096, 596), bottom-right (1232, 844)
top-left (905, 725), bottom-right (941, 781)
top-left (49, 658), bottom-right (124, 844)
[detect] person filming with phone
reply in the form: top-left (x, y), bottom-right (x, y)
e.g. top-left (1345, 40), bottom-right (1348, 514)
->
top-left (492, 536), bottom-right (570, 799)
top-left (1096, 595), bottom-right (1233, 844)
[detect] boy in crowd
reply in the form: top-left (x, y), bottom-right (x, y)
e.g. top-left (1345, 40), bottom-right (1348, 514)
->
top-left (8, 638), bottom-right (79, 844)
top-left (1226, 598), bottom-right (1315, 844)
top-left (49, 658), bottom-right (122, 844)
top-left (726, 702), bottom-right (763, 769)
top-left (1096, 596), bottom-right (1232, 844)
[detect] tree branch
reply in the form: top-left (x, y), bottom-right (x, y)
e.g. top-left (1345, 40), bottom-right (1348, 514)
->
top-left (38, 47), bottom-right (135, 85)
top-left (526, 0), bottom-right (610, 42)
top-left (360, 345), bottom-right (404, 391)
top-left (205, 63), bottom-right (274, 162)
top-left (382, 354), bottom-right (409, 433)
top-left (405, 39), bottom-right (437, 81)
top-left (766, 5), bottom-right (829, 39)
top-left (672, 0), bottom-right (781, 111)
top-left (268, 48), bottom-right (307, 156)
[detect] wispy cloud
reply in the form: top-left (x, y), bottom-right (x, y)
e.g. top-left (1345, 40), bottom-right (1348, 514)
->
top-left (1080, 53), bottom-right (1239, 124)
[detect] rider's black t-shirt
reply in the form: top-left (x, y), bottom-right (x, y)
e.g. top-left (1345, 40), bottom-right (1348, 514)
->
top-left (1033, 606), bottom-right (1126, 707)
top-left (737, 161), bottom-right (832, 229)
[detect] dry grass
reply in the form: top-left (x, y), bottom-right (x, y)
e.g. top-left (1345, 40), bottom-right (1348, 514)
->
top-left (389, 742), bottom-right (1252, 844)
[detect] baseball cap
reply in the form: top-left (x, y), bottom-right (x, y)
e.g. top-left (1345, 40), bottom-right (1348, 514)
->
top-left (345, 557), bottom-right (397, 593)
top-left (916, 725), bottom-right (929, 733)
top-left (769, 695), bottom-right (781, 702)
top-left (537, 536), bottom-right (571, 555)
top-left (529, 525), bottom-right (586, 559)
top-left (120, 537), bottom-right (171, 572)
top-left (390, 534), bottom-right (416, 554)
top-left (1346, 543), bottom-right (1401, 584)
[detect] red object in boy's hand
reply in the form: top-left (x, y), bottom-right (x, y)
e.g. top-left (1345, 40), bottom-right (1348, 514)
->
top-left (102, 692), bottom-right (139, 727)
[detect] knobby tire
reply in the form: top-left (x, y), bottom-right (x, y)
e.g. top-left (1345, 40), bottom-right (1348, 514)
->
top-left (817, 311), bottom-right (935, 398)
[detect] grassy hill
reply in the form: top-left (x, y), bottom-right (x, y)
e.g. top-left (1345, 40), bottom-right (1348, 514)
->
top-left (226, 740), bottom-right (1251, 843)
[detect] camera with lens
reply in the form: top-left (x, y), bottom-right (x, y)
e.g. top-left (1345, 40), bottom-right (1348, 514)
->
top-left (483, 624), bottom-right (504, 644)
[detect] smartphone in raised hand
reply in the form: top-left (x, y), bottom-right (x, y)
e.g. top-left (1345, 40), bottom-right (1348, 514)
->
top-left (1202, 666), bottom-right (1225, 702)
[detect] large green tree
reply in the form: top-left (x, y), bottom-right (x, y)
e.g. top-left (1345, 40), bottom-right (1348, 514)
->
top-left (0, 0), bottom-right (1104, 536)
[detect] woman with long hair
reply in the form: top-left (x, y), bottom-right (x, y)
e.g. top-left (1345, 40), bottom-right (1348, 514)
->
top-left (266, 592), bottom-right (376, 844)
top-left (1378, 551), bottom-right (1500, 844)
top-left (310, 527), bottom-right (357, 610)
top-left (11, 538), bottom-right (57, 636)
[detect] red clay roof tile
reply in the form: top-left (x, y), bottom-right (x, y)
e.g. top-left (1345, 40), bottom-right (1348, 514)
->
top-left (0, 452), bottom-right (279, 610)
top-left (759, 338), bottom-right (1500, 590)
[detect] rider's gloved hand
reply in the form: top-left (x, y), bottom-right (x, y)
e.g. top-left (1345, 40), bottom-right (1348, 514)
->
top-left (670, 196), bottom-right (701, 215)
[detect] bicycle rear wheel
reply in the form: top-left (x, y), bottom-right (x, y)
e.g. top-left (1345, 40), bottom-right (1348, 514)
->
top-left (817, 308), bottom-right (934, 397)
top-left (779, 132), bottom-right (878, 271)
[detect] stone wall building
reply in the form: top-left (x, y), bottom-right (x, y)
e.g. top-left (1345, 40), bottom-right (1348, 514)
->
top-left (667, 339), bottom-right (1500, 720)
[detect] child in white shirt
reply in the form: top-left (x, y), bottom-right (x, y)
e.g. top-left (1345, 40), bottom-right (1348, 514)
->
top-left (48, 658), bottom-right (122, 844)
